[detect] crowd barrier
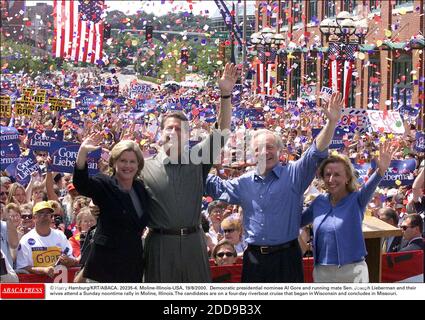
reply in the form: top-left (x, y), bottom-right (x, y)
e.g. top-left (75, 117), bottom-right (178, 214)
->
top-left (15, 251), bottom-right (423, 283)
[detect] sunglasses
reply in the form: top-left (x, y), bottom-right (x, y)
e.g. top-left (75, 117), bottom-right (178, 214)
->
top-left (223, 228), bottom-right (235, 234)
top-left (400, 225), bottom-right (413, 231)
top-left (21, 214), bottom-right (33, 220)
top-left (216, 252), bottom-right (235, 258)
top-left (0, 191), bottom-right (9, 196)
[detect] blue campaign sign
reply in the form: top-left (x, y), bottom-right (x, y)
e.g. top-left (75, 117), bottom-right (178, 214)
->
top-left (28, 129), bottom-right (64, 151)
top-left (312, 128), bottom-right (346, 149)
top-left (61, 108), bottom-right (80, 120)
top-left (49, 141), bottom-right (100, 175)
top-left (371, 159), bottom-right (416, 187)
top-left (0, 126), bottom-right (20, 144)
top-left (101, 85), bottom-right (119, 97)
top-left (414, 132), bottom-right (425, 153)
top-left (0, 142), bottom-right (21, 170)
top-left (60, 88), bottom-right (71, 98)
top-left (5, 154), bottom-right (40, 186)
top-left (352, 161), bottom-right (372, 185)
top-left (77, 93), bottom-right (103, 112)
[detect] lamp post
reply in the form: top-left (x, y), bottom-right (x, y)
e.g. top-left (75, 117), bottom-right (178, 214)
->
top-left (319, 11), bottom-right (369, 107)
top-left (250, 28), bottom-right (285, 95)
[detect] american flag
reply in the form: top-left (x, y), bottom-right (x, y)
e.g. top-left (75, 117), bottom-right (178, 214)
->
top-left (53, 0), bottom-right (105, 64)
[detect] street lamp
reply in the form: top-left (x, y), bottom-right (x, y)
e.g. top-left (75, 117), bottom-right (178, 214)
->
top-left (320, 11), bottom-right (369, 107)
top-left (250, 28), bottom-right (285, 95)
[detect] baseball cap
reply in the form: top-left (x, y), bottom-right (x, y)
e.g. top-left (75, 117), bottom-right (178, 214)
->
top-left (33, 201), bottom-right (54, 215)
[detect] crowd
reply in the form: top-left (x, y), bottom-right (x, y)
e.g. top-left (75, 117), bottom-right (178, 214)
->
top-left (0, 64), bottom-right (424, 283)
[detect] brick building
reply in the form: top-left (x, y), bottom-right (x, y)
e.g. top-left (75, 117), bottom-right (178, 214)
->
top-left (253, 0), bottom-right (424, 128)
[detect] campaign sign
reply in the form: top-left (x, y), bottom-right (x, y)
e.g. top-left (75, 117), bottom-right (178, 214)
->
top-left (371, 159), bottom-right (416, 187)
top-left (0, 126), bottom-right (19, 144)
top-left (5, 154), bottom-right (40, 186)
top-left (367, 110), bottom-right (405, 134)
top-left (48, 97), bottom-right (73, 112)
top-left (414, 132), bottom-right (425, 153)
top-left (0, 142), bottom-right (21, 170)
top-left (59, 88), bottom-right (71, 98)
top-left (15, 100), bottom-right (36, 117)
top-left (352, 161), bottom-right (372, 185)
top-left (77, 94), bottom-right (103, 112)
top-left (49, 141), bottom-right (100, 175)
top-left (312, 128), bottom-right (345, 149)
top-left (338, 108), bottom-right (369, 133)
top-left (130, 84), bottom-right (151, 98)
top-left (28, 129), bottom-right (64, 151)
top-left (0, 95), bottom-right (12, 118)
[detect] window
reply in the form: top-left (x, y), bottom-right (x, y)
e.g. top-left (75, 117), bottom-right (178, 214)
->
top-left (307, 0), bottom-right (318, 24)
top-left (270, 1), bottom-right (278, 28)
top-left (324, 0), bottom-right (336, 18)
top-left (395, 0), bottom-right (413, 5)
top-left (290, 55), bottom-right (302, 99)
top-left (343, 0), bottom-right (357, 12)
top-left (369, 0), bottom-right (381, 11)
top-left (280, 0), bottom-right (290, 27)
top-left (392, 54), bottom-right (413, 111)
top-left (292, 0), bottom-right (303, 25)
top-left (305, 54), bottom-right (317, 85)
top-left (367, 56), bottom-right (381, 109)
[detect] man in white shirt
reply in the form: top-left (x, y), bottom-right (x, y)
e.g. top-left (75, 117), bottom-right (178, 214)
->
top-left (16, 201), bottom-right (77, 278)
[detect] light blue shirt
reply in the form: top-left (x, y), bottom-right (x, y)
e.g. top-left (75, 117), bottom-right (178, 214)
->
top-left (301, 171), bottom-right (383, 266)
top-left (206, 142), bottom-right (328, 245)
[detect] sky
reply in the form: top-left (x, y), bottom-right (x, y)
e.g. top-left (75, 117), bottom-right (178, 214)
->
top-left (26, 0), bottom-right (220, 16)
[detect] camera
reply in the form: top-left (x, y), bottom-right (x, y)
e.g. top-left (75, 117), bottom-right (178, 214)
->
top-left (54, 215), bottom-right (63, 228)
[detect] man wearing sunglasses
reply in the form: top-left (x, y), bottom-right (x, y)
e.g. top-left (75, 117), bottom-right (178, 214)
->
top-left (398, 213), bottom-right (424, 252)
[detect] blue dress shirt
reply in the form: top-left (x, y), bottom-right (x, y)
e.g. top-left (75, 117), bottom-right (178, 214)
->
top-left (206, 142), bottom-right (328, 245)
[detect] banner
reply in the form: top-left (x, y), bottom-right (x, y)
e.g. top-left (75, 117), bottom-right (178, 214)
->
top-left (381, 250), bottom-right (423, 283)
top-left (130, 83), bottom-right (151, 98)
top-left (77, 94), bottom-right (103, 112)
top-left (338, 108), bottom-right (369, 133)
top-left (22, 88), bottom-right (46, 104)
top-left (367, 110), bottom-right (405, 134)
top-left (414, 132), bottom-right (425, 153)
top-left (49, 142), bottom-right (100, 175)
top-left (28, 129), bottom-right (64, 151)
top-left (312, 128), bottom-right (345, 149)
top-left (0, 126), bottom-right (19, 144)
top-left (48, 97), bottom-right (73, 112)
top-left (373, 159), bottom-right (416, 187)
top-left (15, 100), bottom-right (36, 117)
top-left (0, 142), bottom-right (21, 170)
top-left (5, 154), bottom-right (41, 186)
top-left (0, 95), bottom-right (12, 118)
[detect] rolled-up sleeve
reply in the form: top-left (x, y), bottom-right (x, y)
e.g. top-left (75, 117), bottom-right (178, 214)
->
top-left (289, 141), bottom-right (329, 193)
top-left (205, 174), bottom-right (242, 205)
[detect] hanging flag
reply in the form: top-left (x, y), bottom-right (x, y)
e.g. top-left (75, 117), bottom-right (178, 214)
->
top-left (53, 0), bottom-right (105, 64)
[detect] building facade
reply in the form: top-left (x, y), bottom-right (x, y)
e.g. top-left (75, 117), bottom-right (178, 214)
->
top-left (253, 0), bottom-right (424, 128)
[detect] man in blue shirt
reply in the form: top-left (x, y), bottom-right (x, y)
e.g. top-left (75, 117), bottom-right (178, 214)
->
top-left (206, 92), bottom-right (344, 282)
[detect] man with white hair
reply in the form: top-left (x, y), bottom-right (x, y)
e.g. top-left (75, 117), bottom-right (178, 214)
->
top-left (206, 93), bottom-right (344, 282)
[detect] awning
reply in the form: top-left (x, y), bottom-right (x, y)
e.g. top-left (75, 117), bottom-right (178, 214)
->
top-left (383, 41), bottom-right (407, 50)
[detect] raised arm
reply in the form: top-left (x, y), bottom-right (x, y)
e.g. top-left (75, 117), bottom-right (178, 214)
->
top-left (217, 63), bottom-right (239, 131)
top-left (358, 141), bottom-right (397, 208)
top-left (76, 132), bottom-right (103, 170)
top-left (315, 92), bottom-right (344, 151)
top-left (412, 167), bottom-right (424, 202)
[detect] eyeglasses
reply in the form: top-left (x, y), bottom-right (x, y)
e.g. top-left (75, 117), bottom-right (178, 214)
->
top-left (0, 191), bottom-right (9, 196)
top-left (223, 228), bottom-right (235, 234)
top-left (21, 214), bottom-right (33, 220)
top-left (216, 252), bottom-right (235, 258)
top-left (401, 225), bottom-right (414, 231)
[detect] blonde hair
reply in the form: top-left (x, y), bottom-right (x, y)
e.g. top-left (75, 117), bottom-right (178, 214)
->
top-left (318, 154), bottom-right (359, 193)
top-left (221, 217), bottom-right (242, 232)
top-left (5, 203), bottom-right (21, 215)
top-left (7, 182), bottom-right (26, 204)
top-left (76, 207), bottom-right (96, 228)
top-left (108, 140), bottom-right (144, 178)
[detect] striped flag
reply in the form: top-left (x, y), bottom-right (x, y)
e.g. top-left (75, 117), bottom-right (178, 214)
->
top-left (53, 0), bottom-right (105, 64)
